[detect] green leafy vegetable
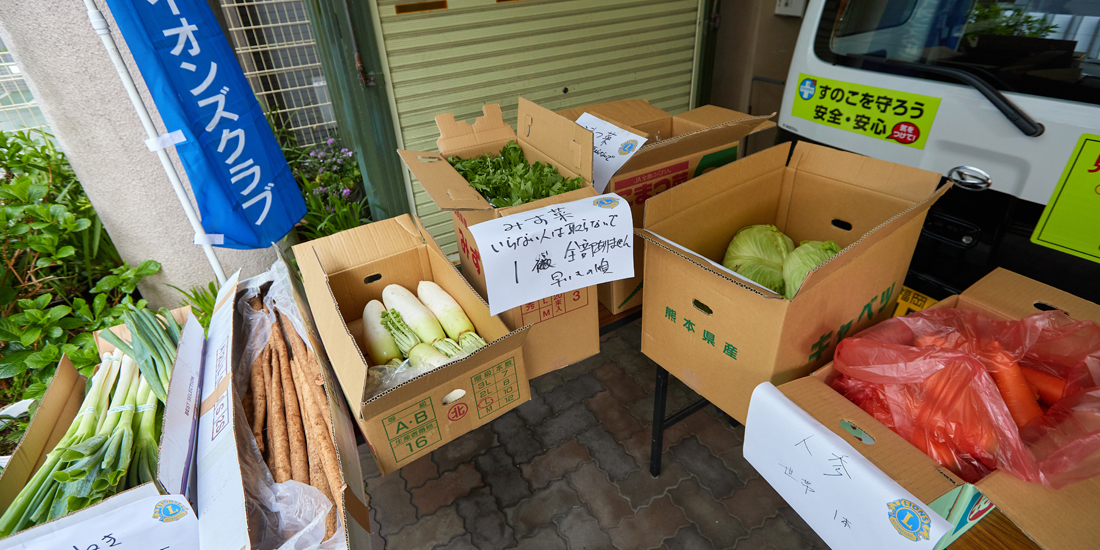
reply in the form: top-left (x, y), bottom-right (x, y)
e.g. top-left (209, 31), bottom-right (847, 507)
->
top-left (782, 240), bottom-right (841, 300)
top-left (721, 225), bottom-right (794, 295)
top-left (448, 141), bottom-right (585, 207)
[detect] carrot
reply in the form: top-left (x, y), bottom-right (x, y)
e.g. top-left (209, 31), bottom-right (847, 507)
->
top-left (1020, 367), bottom-right (1066, 406)
top-left (982, 342), bottom-right (1043, 429)
top-left (914, 334), bottom-right (951, 348)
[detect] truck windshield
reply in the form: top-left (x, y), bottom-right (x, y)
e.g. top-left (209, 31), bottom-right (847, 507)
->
top-left (815, 0), bottom-right (1100, 107)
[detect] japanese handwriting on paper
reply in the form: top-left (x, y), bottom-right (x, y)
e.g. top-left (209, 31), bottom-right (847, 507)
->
top-left (795, 436), bottom-right (813, 456)
top-left (801, 479), bottom-right (815, 494)
top-left (71, 533), bottom-right (124, 550)
top-left (781, 464), bottom-right (795, 479)
top-left (834, 510), bottom-right (853, 529)
top-left (469, 194), bottom-right (634, 315)
top-left (825, 454), bottom-right (851, 478)
top-left (144, 0), bottom-right (276, 225)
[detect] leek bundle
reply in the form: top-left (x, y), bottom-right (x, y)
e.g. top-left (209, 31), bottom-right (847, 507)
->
top-left (0, 350), bottom-right (163, 537)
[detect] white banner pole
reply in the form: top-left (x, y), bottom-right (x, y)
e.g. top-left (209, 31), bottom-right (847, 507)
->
top-left (84, 0), bottom-right (227, 285)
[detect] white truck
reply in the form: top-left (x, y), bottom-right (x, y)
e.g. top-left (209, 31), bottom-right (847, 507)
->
top-left (778, 0), bottom-right (1100, 300)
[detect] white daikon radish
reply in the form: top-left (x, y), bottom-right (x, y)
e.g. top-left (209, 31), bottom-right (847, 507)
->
top-left (362, 300), bottom-right (402, 366)
top-left (382, 284), bottom-right (461, 356)
top-left (408, 343), bottom-right (450, 370)
top-left (417, 281), bottom-right (487, 354)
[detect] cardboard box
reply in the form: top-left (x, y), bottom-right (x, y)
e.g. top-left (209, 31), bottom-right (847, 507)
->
top-left (636, 141), bottom-right (948, 422)
top-left (195, 267), bottom-right (373, 550)
top-left (293, 215), bottom-right (531, 475)
top-left (0, 308), bottom-right (203, 543)
top-left (778, 268), bottom-right (1100, 549)
top-left (557, 100), bottom-right (777, 313)
top-left (399, 98), bottom-right (600, 378)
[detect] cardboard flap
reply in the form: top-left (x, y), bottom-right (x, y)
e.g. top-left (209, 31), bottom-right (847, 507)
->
top-left (792, 184), bottom-right (950, 298)
top-left (397, 149), bottom-right (491, 211)
top-left (779, 376), bottom-right (962, 504)
top-left (557, 99), bottom-right (669, 139)
top-left (959, 268), bottom-right (1100, 323)
top-left (295, 214), bottom-right (426, 276)
top-left (622, 114), bottom-right (776, 175)
top-left (0, 356), bottom-right (83, 512)
top-left (787, 141), bottom-right (942, 203)
top-left (517, 97), bottom-right (593, 182)
top-left (977, 468), bottom-right (1100, 550)
top-left (435, 103), bottom-right (516, 157)
top-left (644, 142), bottom-right (791, 231)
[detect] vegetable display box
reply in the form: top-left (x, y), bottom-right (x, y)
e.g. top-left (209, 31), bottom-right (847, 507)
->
top-left (398, 98), bottom-right (599, 378)
top-left (198, 266), bottom-right (373, 550)
top-left (778, 269), bottom-right (1100, 550)
top-left (294, 215), bottom-right (531, 475)
top-left (635, 141), bottom-right (947, 422)
top-left (556, 100), bottom-right (776, 314)
top-left (0, 307), bottom-right (201, 544)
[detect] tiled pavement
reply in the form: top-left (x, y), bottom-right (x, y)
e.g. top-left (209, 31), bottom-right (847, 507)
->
top-left (358, 320), bottom-right (828, 550)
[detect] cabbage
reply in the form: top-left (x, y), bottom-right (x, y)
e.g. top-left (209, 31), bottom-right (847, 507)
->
top-left (723, 225), bottom-right (794, 266)
top-left (782, 240), bottom-right (841, 300)
top-left (722, 225), bottom-right (794, 294)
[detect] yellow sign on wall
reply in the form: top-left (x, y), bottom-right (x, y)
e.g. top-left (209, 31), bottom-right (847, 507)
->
top-left (791, 74), bottom-right (941, 150)
top-left (1031, 134), bottom-right (1100, 264)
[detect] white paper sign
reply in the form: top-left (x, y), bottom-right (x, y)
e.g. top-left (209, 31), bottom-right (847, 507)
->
top-left (744, 383), bottom-right (951, 550)
top-left (575, 113), bottom-right (648, 193)
top-left (4, 485), bottom-right (199, 550)
top-left (468, 193), bottom-right (634, 315)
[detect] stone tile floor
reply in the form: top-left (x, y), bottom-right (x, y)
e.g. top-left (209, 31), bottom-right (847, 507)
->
top-left (358, 320), bottom-right (828, 550)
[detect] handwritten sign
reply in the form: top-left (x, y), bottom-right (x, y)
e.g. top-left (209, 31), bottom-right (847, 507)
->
top-left (2, 484), bottom-right (199, 549)
top-left (574, 113), bottom-right (647, 193)
top-left (744, 383), bottom-right (950, 550)
top-left (468, 194), bottom-right (634, 315)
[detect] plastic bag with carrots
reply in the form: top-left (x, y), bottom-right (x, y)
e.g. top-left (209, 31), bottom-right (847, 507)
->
top-left (832, 308), bottom-right (1100, 488)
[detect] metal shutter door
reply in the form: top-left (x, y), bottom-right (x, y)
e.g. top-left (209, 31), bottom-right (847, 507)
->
top-left (371, 0), bottom-right (703, 254)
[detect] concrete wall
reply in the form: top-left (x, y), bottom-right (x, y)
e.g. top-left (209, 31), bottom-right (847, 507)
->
top-left (710, 0), bottom-right (804, 154)
top-left (0, 1), bottom-right (274, 308)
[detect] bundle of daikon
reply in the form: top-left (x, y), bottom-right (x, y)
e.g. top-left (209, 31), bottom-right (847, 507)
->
top-left (241, 295), bottom-right (342, 540)
top-left (362, 282), bottom-right (488, 395)
top-left (0, 349), bottom-right (163, 537)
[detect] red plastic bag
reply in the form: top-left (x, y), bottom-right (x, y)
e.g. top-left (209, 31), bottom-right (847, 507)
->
top-left (831, 308), bottom-right (1100, 487)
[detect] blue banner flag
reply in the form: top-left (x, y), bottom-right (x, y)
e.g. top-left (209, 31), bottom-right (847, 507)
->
top-left (104, 0), bottom-right (305, 249)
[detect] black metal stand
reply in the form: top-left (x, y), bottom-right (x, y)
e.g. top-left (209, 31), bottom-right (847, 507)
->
top-left (649, 366), bottom-right (711, 477)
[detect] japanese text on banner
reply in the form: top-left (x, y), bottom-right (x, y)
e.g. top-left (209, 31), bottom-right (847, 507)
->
top-left (743, 383), bottom-right (951, 550)
top-left (574, 113), bottom-right (647, 193)
top-left (790, 73), bottom-right (941, 149)
top-left (104, 0), bottom-right (305, 249)
top-left (468, 194), bottom-right (634, 315)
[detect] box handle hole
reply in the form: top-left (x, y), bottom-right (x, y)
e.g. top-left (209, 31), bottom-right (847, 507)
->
top-left (692, 299), bottom-right (713, 316)
top-left (1034, 301), bottom-right (1069, 316)
top-left (364, 273), bottom-right (382, 284)
top-left (839, 419), bottom-right (875, 445)
top-left (831, 219), bottom-right (853, 231)
top-left (442, 389), bottom-right (466, 405)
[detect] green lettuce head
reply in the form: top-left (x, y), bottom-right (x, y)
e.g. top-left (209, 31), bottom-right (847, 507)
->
top-left (722, 225), bottom-right (794, 294)
top-left (783, 240), bottom-right (841, 300)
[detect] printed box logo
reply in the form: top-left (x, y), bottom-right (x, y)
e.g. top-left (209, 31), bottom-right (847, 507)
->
top-left (887, 499), bottom-right (931, 541)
